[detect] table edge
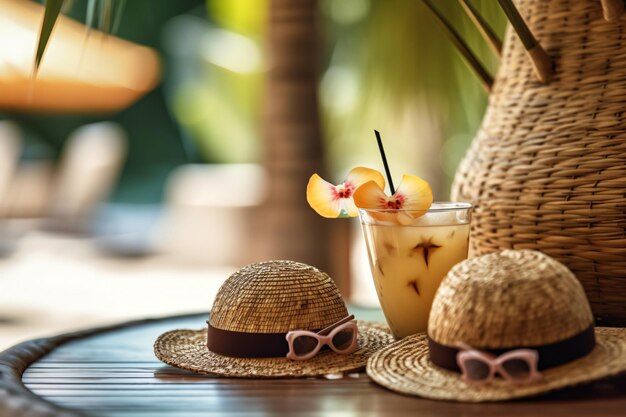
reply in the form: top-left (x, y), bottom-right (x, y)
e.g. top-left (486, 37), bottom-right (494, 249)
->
top-left (0, 311), bottom-right (208, 417)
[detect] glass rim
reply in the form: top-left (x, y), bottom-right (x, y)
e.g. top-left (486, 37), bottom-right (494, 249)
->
top-left (357, 201), bottom-right (472, 214)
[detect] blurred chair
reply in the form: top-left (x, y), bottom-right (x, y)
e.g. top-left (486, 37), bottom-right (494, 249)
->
top-left (162, 164), bottom-right (267, 266)
top-left (0, 121), bottom-right (20, 208)
top-left (0, 121), bottom-right (23, 256)
top-left (91, 203), bottom-right (163, 258)
top-left (0, 161), bottom-right (54, 220)
top-left (46, 122), bottom-right (127, 233)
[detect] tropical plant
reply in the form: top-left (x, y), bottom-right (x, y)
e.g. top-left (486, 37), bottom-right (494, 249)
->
top-left (319, 0), bottom-right (505, 197)
top-left (27, 0), bottom-right (554, 279)
top-left (5, 1), bottom-right (204, 204)
top-left (35, 0), bottom-right (127, 70)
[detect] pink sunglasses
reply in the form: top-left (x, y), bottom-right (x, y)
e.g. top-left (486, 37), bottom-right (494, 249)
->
top-left (456, 344), bottom-right (543, 385)
top-left (285, 315), bottom-right (358, 360)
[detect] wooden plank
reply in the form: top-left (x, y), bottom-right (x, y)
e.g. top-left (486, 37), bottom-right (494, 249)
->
top-left (27, 363), bottom-right (162, 367)
top-left (6, 312), bottom-right (626, 417)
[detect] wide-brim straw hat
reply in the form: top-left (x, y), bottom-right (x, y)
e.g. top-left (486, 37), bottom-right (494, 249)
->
top-left (155, 260), bottom-right (394, 378)
top-left (367, 250), bottom-right (626, 402)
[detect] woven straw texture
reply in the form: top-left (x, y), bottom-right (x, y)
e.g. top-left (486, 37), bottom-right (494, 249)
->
top-left (155, 260), bottom-right (394, 377)
top-left (155, 322), bottom-right (393, 378)
top-left (428, 250), bottom-right (594, 348)
top-left (451, 0), bottom-right (626, 326)
top-left (367, 250), bottom-right (626, 401)
top-left (209, 260), bottom-right (348, 333)
top-left (367, 328), bottom-right (626, 402)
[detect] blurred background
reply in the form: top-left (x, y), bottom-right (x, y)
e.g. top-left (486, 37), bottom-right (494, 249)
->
top-left (0, 0), bottom-right (505, 348)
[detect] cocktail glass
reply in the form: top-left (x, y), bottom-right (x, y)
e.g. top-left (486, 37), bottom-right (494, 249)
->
top-left (358, 202), bottom-right (472, 339)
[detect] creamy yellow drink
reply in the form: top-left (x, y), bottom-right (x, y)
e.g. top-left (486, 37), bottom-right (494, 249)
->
top-left (359, 203), bottom-right (471, 339)
top-left (304, 161), bottom-right (470, 338)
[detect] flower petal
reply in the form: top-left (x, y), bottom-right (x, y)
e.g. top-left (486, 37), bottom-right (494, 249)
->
top-left (395, 174), bottom-right (433, 216)
top-left (342, 197), bottom-right (359, 218)
top-left (306, 174), bottom-right (342, 218)
top-left (353, 180), bottom-right (398, 223)
top-left (345, 167), bottom-right (385, 190)
top-left (353, 180), bottom-right (387, 209)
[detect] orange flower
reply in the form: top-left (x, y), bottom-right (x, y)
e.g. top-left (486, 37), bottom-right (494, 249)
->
top-left (307, 167), bottom-right (385, 218)
top-left (353, 174), bottom-right (433, 224)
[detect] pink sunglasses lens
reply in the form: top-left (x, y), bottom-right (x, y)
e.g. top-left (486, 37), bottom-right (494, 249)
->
top-left (501, 358), bottom-right (532, 379)
top-left (464, 359), bottom-right (491, 381)
top-left (332, 328), bottom-right (355, 351)
top-left (292, 335), bottom-right (319, 356)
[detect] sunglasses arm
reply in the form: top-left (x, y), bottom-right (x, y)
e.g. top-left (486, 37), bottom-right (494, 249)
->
top-left (318, 314), bottom-right (355, 336)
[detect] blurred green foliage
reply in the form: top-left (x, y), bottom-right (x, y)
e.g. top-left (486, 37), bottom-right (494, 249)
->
top-left (4, 0), bottom-right (507, 203)
top-left (2, 0), bottom-right (205, 204)
top-left (177, 0), bottom-right (507, 197)
top-left (319, 0), bottom-right (506, 195)
top-left (163, 0), bottom-right (266, 164)
top-left (207, 0), bottom-right (266, 35)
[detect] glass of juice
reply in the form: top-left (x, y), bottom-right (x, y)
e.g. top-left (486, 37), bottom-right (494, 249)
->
top-left (358, 203), bottom-right (472, 339)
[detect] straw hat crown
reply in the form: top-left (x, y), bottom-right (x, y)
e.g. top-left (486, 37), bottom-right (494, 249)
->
top-left (209, 260), bottom-right (349, 334)
top-left (428, 250), bottom-right (593, 348)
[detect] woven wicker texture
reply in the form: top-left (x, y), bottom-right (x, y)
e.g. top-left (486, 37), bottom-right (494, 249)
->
top-left (428, 250), bottom-right (594, 347)
top-left (451, 0), bottom-right (626, 326)
top-left (367, 250), bottom-right (626, 401)
top-left (367, 328), bottom-right (626, 402)
top-left (155, 260), bottom-right (395, 377)
top-left (209, 260), bottom-right (348, 333)
top-left (155, 322), bottom-right (393, 378)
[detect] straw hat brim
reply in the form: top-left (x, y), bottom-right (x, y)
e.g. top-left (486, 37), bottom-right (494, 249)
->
top-left (367, 327), bottom-right (626, 402)
top-left (155, 321), bottom-right (393, 378)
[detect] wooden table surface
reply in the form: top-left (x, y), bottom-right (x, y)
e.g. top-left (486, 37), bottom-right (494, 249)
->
top-left (10, 312), bottom-right (626, 417)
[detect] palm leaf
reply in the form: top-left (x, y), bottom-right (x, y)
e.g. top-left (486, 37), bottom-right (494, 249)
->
top-left (458, 0), bottom-right (502, 57)
top-left (61, 0), bottom-right (74, 13)
top-left (112, 0), bottom-right (127, 34)
top-left (34, 0), bottom-right (66, 71)
top-left (86, 0), bottom-right (98, 29)
top-left (497, 0), bottom-right (552, 83)
top-left (421, 0), bottom-right (493, 92)
top-left (99, 0), bottom-right (112, 33)
top-left (496, 0), bottom-right (535, 49)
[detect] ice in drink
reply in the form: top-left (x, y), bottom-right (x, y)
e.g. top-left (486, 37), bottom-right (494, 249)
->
top-left (359, 203), bottom-right (471, 339)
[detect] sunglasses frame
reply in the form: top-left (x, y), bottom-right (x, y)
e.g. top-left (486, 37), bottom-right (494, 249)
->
top-left (456, 347), bottom-right (542, 385)
top-left (285, 317), bottom-right (358, 361)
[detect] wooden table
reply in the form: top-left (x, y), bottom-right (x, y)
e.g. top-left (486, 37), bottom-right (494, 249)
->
top-left (2, 312), bottom-right (626, 417)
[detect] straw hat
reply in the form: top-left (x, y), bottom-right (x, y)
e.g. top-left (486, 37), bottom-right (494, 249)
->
top-left (367, 250), bottom-right (626, 402)
top-left (155, 260), bottom-right (393, 377)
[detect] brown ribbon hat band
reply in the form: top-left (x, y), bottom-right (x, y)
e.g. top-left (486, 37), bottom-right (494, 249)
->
top-left (207, 315), bottom-right (356, 358)
top-left (207, 323), bottom-right (295, 358)
top-left (428, 324), bottom-right (596, 373)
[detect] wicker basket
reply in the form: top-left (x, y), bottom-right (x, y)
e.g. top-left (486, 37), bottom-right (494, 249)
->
top-left (451, 0), bottom-right (626, 326)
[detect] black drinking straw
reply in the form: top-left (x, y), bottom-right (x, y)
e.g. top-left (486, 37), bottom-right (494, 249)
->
top-left (374, 130), bottom-right (395, 195)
